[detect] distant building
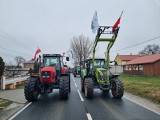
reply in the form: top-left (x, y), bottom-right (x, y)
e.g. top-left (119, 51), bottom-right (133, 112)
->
top-left (23, 59), bottom-right (35, 69)
top-left (123, 54), bottom-right (160, 76)
top-left (114, 54), bottom-right (142, 65)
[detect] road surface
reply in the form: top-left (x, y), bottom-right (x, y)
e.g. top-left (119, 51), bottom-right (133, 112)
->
top-left (11, 74), bottom-right (160, 120)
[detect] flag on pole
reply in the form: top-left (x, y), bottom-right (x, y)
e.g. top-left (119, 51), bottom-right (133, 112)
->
top-left (91, 11), bottom-right (99, 33)
top-left (33, 48), bottom-right (41, 60)
top-left (112, 11), bottom-right (123, 32)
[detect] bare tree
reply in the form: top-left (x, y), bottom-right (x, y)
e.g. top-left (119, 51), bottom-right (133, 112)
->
top-left (14, 56), bottom-right (26, 67)
top-left (139, 44), bottom-right (160, 55)
top-left (71, 35), bottom-right (93, 67)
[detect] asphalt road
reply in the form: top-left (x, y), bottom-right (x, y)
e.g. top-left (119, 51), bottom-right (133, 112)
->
top-left (12, 74), bottom-right (160, 120)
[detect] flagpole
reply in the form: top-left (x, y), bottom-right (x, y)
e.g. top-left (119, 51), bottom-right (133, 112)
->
top-left (120, 11), bottom-right (124, 18)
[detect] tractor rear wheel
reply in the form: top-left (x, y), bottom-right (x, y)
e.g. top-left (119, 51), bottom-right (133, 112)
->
top-left (84, 78), bottom-right (93, 98)
top-left (111, 77), bottom-right (124, 98)
top-left (24, 77), bottom-right (39, 102)
top-left (59, 76), bottom-right (69, 99)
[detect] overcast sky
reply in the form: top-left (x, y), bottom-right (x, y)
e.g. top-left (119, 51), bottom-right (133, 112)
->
top-left (0, 0), bottom-right (160, 66)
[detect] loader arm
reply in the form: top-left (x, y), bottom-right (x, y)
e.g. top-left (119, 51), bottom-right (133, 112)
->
top-left (92, 26), bottom-right (119, 70)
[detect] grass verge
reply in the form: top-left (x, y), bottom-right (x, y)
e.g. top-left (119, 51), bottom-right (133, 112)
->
top-left (16, 83), bottom-right (25, 89)
top-left (120, 75), bottom-right (160, 104)
top-left (0, 98), bottom-right (12, 112)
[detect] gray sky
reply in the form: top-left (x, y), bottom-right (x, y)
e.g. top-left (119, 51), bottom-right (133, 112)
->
top-left (0, 0), bottom-right (160, 66)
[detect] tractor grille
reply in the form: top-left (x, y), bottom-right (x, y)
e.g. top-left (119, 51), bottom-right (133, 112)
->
top-left (42, 71), bottom-right (50, 78)
top-left (101, 70), bottom-right (108, 80)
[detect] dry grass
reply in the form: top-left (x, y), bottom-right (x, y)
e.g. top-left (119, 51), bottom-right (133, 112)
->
top-left (120, 75), bottom-right (160, 104)
top-left (0, 98), bottom-right (12, 112)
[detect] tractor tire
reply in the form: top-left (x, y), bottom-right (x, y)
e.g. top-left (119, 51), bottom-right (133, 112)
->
top-left (59, 76), bottom-right (69, 99)
top-left (81, 78), bottom-right (84, 93)
top-left (24, 77), bottom-right (39, 102)
top-left (84, 78), bottom-right (94, 98)
top-left (111, 77), bottom-right (124, 98)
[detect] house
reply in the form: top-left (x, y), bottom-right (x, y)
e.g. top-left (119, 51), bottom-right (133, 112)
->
top-left (123, 54), bottom-right (160, 76)
top-left (23, 59), bottom-right (35, 69)
top-left (114, 54), bottom-right (141, 65)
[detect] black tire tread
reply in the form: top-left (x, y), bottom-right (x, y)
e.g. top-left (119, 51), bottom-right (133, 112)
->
top-left (111, 77), bottom-right (124, 98)
top-left (59, 76), bottom-right (69, 99)
top-left (85, 78), bottom-right (94, 98)
top-left (24, 77), bottom-right (38, 101)
top-left (81, 78), bottom-right (85, 93)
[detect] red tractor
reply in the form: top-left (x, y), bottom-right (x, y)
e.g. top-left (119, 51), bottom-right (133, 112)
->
top-left (24, 54), bottom-right (70, 101)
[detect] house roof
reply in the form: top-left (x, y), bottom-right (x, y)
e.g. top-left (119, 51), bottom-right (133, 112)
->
top-left (24, 59), bottom-right (35, 64)
top-left (124, 54), bottom-right (160, 65)
top-left (115, 55), bottom-right (141, 61)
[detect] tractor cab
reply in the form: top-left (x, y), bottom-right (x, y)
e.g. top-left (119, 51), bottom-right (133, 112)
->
top-left (42, 54), bottom-right (64, 76)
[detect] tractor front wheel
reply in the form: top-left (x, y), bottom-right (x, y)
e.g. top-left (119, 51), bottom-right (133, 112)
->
top-left (24, 77), bottom-right (39, 102)
top-left (59, 76), bottom-right (69, 99)
top-left (111, 77), bottom-right (124, 98)
top-left (81, 78), bottom-right (84, 93)
top-left (84, 78), bottom-right (93, 98)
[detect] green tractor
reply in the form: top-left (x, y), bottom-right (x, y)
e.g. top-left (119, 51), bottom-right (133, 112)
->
top-left (73, 66), bottom-right (81, 77)
top-left (81, 26), bottom-right (124, 98)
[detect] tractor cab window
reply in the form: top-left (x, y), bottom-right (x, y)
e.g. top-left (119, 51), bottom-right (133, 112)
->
top-left (94, 60), bottom-right (105, 68)
top-left (44, 57), bottom-right (60, 69)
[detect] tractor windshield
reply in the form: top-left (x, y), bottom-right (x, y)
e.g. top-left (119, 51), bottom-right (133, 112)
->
top-left (89, 59), bottom-right (105, 69)
top-left (43, 57), bottom-right (60, 69)
top-left (94, 59), bottom-right (105, 68)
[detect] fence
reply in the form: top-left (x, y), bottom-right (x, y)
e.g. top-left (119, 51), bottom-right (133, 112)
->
top-left (1, 76), bottom-right (29, 90)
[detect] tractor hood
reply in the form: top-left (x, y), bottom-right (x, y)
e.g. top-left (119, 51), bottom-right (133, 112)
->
top-left (41, 66), bottom-right (55, 71)
top-left (40, 66), bottom-right (56, 83)
top-left (95, 68), bottom-right (110, 82)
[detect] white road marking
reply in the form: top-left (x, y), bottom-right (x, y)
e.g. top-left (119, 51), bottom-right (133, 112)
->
top-left (124, 96), bottom-right (160, 115)
top-left (74, 82), bottom-right (77, 87)
top-left (8, 102), bottom-right (32, 120)
top-left (72, 75), bottom-right (78, 87)
top-left (77, 89), bottom-right (84, 101)
top-left (86, 113), bottom-right (93, 120)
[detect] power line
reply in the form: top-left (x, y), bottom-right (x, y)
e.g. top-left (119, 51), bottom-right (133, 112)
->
top-left (0, 30), bottom-right (36, 53)
top-left (0, 46), bottom-right (32, 57)
top-left (111, 35), bottom-right (160, 52)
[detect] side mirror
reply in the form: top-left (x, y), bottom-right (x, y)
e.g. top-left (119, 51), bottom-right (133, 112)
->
top-left (66, 57), bottom-right (69, 61)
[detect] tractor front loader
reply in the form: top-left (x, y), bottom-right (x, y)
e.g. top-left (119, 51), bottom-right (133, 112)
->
top-left (81, 26), bottom-right (124, 98)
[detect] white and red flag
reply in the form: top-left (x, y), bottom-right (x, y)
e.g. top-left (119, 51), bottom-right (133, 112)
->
top-left (112, 11), bottom-right (123, 32)
top-left (33, 48), bottom-right (41, 60)
top-left (91, 11), bottom-right (99, 33)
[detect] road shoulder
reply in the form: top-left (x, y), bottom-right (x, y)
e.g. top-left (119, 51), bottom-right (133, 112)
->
top-left (124, 92), bottom-right (160, 115)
